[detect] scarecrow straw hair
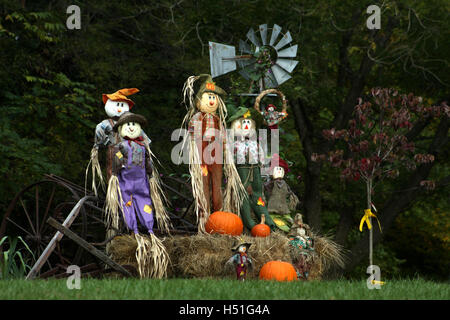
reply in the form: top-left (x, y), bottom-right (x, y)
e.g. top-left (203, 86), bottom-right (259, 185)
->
top-left (105, 175), bottom-right (125, 230)
top-left (134, 233), bottom-right (170, 279)
top-left (85, 147), bottom-right (105, 196)
top-left (222, 142), bottom-right (247, 216)
top-left (108, 231), bottom-right (345, 280)
top-left (188, 139), bottom-right (209, 232)
top-left (145, 141), bottom-right (172, 234)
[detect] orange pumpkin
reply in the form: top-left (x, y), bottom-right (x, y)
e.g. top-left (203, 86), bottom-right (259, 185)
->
top-left (259, 261), bottom-right (298, 282)
top-left (251, 215), bottom-right (271, 237)
top-left (205, 211), bottom-right (243, 236)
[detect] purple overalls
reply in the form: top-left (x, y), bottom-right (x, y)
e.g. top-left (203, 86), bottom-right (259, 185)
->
top-left (118, 141), bottom-right (154, 234)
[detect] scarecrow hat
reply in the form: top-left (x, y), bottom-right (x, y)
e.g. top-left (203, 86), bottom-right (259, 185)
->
top-left (196, 74), bottom-right (226, 100)
top-left (265, 103), bottom-right (277, 111)
top-left (269, 153), bottom-right (289, 173)
top-left (227, 104), bottom-right (251, 123)
top-left (113, 112), bottom-right (148, 132)
top-left (102, 88), bottom-right (140, 108)
top-left (231, 239), bottom-right (252, 252)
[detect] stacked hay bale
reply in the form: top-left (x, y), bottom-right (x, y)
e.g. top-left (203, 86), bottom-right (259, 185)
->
top-left (107, 231), bottom-right (345, 279)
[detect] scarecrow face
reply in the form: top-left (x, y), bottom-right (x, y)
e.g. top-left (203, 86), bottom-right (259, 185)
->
top-left (198, 92), bottom-right (219, 114)
top-left (119, 122), bottom-right (142, 139)
top-left (266, 104), bottom-right (275, 112)
top-left (238, 245), bottom-right (246, 253)
top-left (272, 166), bottom-right (285, 179)
top-left (105, 99), bottom-right (130, 118)
top-left (241, 119), bottom-right (253, 137)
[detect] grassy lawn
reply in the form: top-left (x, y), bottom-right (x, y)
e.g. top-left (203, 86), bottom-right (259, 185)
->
top-left (0, 278), bottom-right (448, 300)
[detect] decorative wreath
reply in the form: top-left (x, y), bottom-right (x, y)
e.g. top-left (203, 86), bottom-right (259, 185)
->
top-left (254, 89), bottom-right (288, 126)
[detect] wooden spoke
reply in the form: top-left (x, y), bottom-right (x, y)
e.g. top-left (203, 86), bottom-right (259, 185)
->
top-left (40, 185), bottom-right (56, 234)
top-left (19, 198), bottom-right (37, 235)
top-left (6, 217), bottom-right (34, 238)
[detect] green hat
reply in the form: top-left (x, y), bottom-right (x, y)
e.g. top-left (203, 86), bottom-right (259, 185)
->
top-left (196, 74), bottom-right (227, 99)
top-left (227, 104), bottom-right (251, 123)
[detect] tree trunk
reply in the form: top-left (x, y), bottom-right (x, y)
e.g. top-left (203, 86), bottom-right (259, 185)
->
top-left (290, 98), bottom-right (323, 231)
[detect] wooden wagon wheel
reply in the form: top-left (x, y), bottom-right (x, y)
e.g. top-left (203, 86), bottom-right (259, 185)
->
top-left (0, 174), bottom-right (105, 277)
top-left (254, 88), bottom-right (288, 126)
top-left (160, 175), bottom-right (197, 233)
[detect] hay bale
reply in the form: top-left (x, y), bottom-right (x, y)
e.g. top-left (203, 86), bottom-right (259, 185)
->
top-left (107, 231), bottom-right (345, 280)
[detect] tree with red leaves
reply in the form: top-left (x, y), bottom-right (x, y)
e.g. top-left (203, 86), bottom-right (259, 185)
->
top-left (312, 88), bottom-right (447, 271)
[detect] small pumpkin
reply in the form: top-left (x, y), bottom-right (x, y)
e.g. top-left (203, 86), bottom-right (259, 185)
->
top-left (259, 260), bottom-right (298, 282)
top-left (251, 215), bottom-right (271, 238)
top-left (205, 211), bottom-right (243, 236)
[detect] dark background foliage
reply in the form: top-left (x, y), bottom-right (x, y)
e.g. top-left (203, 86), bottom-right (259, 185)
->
top-left (0, 0), bottom-right (448, 279)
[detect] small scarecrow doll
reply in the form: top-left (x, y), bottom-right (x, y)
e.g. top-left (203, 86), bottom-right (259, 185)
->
top-left (181, 74), bottom-right (245, 232)
top-left (105, 112), bottom-right (171, 278)
top-left (228, 106), bottom-right (277, 231)
top-left (87, 88), bottom-right (152, 195)
top-left (259, 103), bottom-right (288, 130)
top-left (288, 213), bottom-right (315, 280)
top-left (264, 154), bottom-right (300, 232)
top-left (225, 239), bottom-right (253, 281)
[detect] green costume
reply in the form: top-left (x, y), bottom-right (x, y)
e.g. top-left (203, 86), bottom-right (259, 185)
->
top-left (236, 164), bottom-right (277, 230)
top-left (228, 105), bottom-right (276, 231)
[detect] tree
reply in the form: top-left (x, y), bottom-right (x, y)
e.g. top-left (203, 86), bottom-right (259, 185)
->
top-left (312, 88), bottom-right (446, 269)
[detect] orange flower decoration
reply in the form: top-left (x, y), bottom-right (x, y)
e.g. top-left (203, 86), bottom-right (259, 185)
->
top-left (257, 197), bottom-right (265, 206)
top-left (201, 165), bottom-right (208, 176)
top-left (205, 82), bottom-right (215, 91)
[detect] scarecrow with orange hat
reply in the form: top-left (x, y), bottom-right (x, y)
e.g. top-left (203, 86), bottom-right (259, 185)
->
top-left (181, 74), bottom-right (245, 233)
top-left (87, 89), bottom-right (170, 252)
top-left (87, 88), bottom-right (153, 195)
top-left (264, 154), bottom-right (300, 232)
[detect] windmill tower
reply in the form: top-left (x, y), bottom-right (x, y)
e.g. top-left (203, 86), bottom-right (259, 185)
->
top-left (209, 24), bottom-right (299, 94)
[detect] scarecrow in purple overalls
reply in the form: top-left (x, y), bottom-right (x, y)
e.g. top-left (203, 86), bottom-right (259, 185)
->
top-left (105, 112), bottom-right (170, 278)
top-left (225, 240), bottom-right (253, 281)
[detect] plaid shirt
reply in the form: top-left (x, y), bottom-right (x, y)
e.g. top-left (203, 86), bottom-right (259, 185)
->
top-left (188, 112), bottom-right (225, 141)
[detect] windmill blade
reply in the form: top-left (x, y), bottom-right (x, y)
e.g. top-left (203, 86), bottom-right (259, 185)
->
top-left (239, 39), bottom-right (252, 54)
top-left (246, 28), bottom-right (261, 47)
top-left (269, 24), bottom-right (282, 46)
top-left (271, 64), bottom-right (292, 85)
top-left (209, 41), bottom-right (237, 78)
top-left (263, 69), bottom-right (278, 88)
top-left (237, 58), bottom-right (257, 80)
top-left (274, 31), bottom-right (292, 50)
top-left (275, 58), bottom-right (299, 73)
top-left (259, 24), bottom-right (268, 45)
top-left (277, 44), bottom-right (298, 58)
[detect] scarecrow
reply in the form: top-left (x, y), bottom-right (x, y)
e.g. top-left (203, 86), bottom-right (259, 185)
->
top-left (228, 106), bottom-right (277, 231)
top-left (259, 103), bottom-right (288, 130)
top-left (264, 154), bottom-right (300, 232)
top-left (181, 74), bottom-right (245, 232)
top-left (225, 239), bottom-right (253, 281)
top-left (105, 112), bottom-right (171, 278)
top-left (288, 213), bottom-right (315, 280)
top-left (87, 88), bottom-right (152, 195)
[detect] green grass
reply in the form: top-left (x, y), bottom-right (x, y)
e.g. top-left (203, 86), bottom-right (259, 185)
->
top-left (0, 278), bottom-right (448, 300)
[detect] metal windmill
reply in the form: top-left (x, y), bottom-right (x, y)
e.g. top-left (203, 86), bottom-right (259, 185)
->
top-left (209, 24), bottom-right (299, 94)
